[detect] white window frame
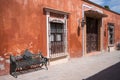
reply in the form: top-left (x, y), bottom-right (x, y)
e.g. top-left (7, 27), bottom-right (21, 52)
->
top-left (45, 8), bottom-right (68, 58)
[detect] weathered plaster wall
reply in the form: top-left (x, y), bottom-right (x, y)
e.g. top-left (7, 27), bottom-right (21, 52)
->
top-left (0, 0), bottom-right (47, 57)
top-left (0, 0), bottom-right (83, 75)
top-left (0, 0), bottom-right (47, 75)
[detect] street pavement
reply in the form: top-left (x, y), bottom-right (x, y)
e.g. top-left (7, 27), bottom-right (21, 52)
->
top-left (0, 51), bottom-right (120, 80)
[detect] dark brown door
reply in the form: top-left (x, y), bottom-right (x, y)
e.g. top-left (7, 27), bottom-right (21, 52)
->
top-left (50, 23), bottom-right (65, 55)
top-left (86, 17), bottom-right (98, 53)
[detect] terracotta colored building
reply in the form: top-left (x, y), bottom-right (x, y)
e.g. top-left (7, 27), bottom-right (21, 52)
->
top-left (0, 0), bottom-right (120, 75)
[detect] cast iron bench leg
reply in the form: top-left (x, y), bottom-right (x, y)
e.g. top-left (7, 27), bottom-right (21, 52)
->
top-left (45, 63), bottom-right (48, 70)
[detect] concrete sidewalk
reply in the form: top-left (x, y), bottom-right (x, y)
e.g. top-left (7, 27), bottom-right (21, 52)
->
top-left (0, 51), bottom-right (120, 80)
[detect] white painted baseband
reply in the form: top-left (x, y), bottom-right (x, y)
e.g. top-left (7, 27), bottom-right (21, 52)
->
top-left (109, 46), bottom-right (115, 52)
top-left (49, 57), bottom-right (69, 66)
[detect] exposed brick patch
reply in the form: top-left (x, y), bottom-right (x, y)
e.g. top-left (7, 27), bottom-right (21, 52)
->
top-left (0, 58), bottom-right (10, 76)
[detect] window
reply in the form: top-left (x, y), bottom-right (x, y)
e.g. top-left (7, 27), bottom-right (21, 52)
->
top-left (108, 23), bottom-right (114, 46)
top-left (50, 22), bottom-right (65, 54)
top-left (50, 23), bottom-right (64, 42)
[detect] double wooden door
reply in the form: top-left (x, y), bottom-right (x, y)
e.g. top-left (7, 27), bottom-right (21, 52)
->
top-left (86, 17), bottom-right (99, 53)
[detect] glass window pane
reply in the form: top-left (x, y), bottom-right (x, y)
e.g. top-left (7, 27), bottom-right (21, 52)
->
top-left (56, 34), bottom-right (62, 41)
top-left (50, 34), bottom-right (54, 41)
top-left (108, 24), bottom-right (114, 45)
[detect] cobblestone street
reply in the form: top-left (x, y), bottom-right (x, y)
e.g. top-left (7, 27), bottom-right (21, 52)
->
top-left (0, 51), bottom-right (120, 80)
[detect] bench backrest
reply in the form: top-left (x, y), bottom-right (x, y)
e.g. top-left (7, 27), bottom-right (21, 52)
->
top-left (10, 49), bottom-right (46, 63)
top-left (22, 49), bottom-right (33, 60)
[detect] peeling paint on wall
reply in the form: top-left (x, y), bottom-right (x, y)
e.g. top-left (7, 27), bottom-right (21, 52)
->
top-left (15, 48), bottom-right (22, 54)
top-left (0, 57), bottom-right (4, 61)
top-left (0, 64), bottom-right (5, 70)
top-left (28, 42), bottom-right (33, 49)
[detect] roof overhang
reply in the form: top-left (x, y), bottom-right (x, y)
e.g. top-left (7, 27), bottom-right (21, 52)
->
top-left (85, 10), bottom-right (108, 19)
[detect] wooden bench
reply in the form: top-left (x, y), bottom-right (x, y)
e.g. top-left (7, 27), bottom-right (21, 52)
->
top-left (10, 49), bottom-right (49, 78)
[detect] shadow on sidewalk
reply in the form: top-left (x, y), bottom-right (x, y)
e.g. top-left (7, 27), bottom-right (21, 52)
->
top-left (83, 62), bottom-right (120, 80)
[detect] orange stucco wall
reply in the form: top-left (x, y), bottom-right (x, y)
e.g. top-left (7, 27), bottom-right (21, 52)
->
top-left (103, 10), bottom-right (120, 49)
top-left (0, 0), bottom-right (84, 58)
top-left (0, 0), bottom-right (120, 75)
top-left (0, 0), bottom-right (83, 75)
